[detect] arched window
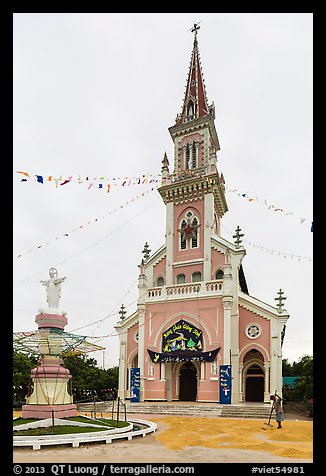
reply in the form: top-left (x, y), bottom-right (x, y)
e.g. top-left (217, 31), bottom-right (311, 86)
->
top-left (192, 271), bottom-right (202, 282)
top-left (176, 274), bottom-right (186, 284)
top-left (215, 269), bottom-right (224, 280)
top-left (191, 217), bottom-right (198, 248)
top-left (192, 141), bottom-right (197, 168)
top-left (180, 219), bottom-right (187, 249)
top-left (156, 276), bottom-right (164, 287)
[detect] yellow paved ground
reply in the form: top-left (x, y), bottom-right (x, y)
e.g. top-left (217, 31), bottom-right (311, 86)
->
top-left (150, 415), bottom-right (313, 460)
top-left (13, 411), bottom-right (313, 460)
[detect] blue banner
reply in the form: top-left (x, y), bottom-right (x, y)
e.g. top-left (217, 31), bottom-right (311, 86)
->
top-left (219, 365), bottom-right (232, 404)
top-left (130, 367), bottom-right (140, 402)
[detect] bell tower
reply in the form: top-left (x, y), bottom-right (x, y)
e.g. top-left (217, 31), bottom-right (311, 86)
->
top-left (158, 24), bottom-right (228, 285)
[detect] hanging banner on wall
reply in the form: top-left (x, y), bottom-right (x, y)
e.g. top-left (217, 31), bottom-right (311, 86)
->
top-left (219, 364), bottom-right (232, 404)
top-left (147, 347), bottom-right (220, 363)
top-left (130, 367), bottom-right (141, 403)
top-left (162, 319), bottom-right (203, 353)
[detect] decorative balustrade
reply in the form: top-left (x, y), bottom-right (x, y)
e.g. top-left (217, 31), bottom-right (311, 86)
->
top-left (148, 287), bottom-right (162, 298)
top-left (166, 283), bottom-right (201, 296)
top-left (206, 280), bottom-right (223, 292)
top-left (147, 280), bottom-right (223, 301)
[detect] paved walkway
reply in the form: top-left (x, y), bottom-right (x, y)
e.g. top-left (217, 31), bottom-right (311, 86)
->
top-left (13, 407), bottom-right (313, 463)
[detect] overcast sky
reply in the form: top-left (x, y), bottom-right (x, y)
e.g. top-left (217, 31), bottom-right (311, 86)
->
top-left (13, 13), bottom-right (313, 369)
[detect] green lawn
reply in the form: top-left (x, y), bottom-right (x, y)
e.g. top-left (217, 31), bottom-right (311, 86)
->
top-left (13, 425), bottom-right (109, 436)
top-left (13, 415), bottom-right (129, 436)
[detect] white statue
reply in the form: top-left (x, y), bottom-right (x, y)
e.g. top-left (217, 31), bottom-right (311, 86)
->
top-left (40, 268), bottom-right (66, 309)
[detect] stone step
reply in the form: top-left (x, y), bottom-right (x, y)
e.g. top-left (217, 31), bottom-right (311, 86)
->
top-left (77, 401), bottom-right (272, 418)
top-left (220, 407), bottom-right (272, 419)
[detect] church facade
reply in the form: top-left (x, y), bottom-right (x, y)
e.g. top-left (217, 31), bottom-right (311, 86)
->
top-left (114, 28), bottom-right (289, 404)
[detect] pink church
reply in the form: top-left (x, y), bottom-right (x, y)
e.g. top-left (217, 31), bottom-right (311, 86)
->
top-left (114, 27), bottom-right (289, 404)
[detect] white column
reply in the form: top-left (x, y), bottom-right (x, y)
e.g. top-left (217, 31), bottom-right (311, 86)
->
top-left (165, 202), bottom-right (174, 285)
top-left (117, 340), bottom-right (127, 400)
top-left (165, 362), bottom-right (172, 401)
top-left (203, 193), bottom-right (214, 282)
top-left (160, 362), bottom-right (166, 381)
top-left (229, 252), bottom-right (243, 405)
top-left (137, 261), bottom-right (147, 403)
top-left (200, 361), bottom-right (205, 381)
top-left (222, 259), bottom-right (233, 364)
top-left (222, 299), bottom-right (232, 364)
top-left (270, 320), bottom-right (281, 396)
top-left (239, 363), bottom-right (243, 403)
top-left (264, 363), bottom-right (270, 402)
top-left (138, 304), bottom-right (146, 402)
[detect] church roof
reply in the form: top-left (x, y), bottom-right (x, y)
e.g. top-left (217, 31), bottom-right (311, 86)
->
top-left (239, 265), bottom-right (249, 294)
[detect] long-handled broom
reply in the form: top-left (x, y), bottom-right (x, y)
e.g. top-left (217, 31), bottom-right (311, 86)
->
top-left (262, 390), bottom-right (277, 430)
top-left (262, 401), bottom-right (275, 429)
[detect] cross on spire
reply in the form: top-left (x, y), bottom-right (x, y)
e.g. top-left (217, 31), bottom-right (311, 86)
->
top-left (190, 22), bottom-right (201, 32)
top-left (119, 304), bottom-right (127, 320)
top-left (275, 288), bottom-right (287, 313)
top-left (142, 242), bottom-right (151, 260)
top-left (233, 225), bottom-right (244, 248)
top-left (190, 22), bottom-right (201, 41)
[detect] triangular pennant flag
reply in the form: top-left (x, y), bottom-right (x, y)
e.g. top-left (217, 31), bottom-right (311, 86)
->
top-left (17, 171), bottom-right (30, 177)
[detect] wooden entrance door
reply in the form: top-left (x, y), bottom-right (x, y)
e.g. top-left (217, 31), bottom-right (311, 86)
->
top-left (179, 362), bottom-right (197, 401)
top-left (245, 376), bottom-right (264, 402)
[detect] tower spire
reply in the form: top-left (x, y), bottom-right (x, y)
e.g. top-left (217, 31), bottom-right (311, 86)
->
top-left (175, 23), bottom-right (210, 126)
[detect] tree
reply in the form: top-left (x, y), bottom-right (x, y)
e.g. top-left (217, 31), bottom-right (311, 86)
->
top-left (13, 351), bottom-right (38, 406)
top-left (282, 354), bottom-right (313, 405)
top-left (63, 354), bottom-right (118, 401)
top-left (282, 358), bottom-right (295, 376)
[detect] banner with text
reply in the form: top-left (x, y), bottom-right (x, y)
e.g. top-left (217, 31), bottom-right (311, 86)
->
top-left (219, 364), bottom-right (232, 404)
top-left (130, 367), bottom-right (140, 403)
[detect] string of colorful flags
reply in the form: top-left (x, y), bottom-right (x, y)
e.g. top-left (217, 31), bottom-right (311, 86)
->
top-left (16, 171), bottom-right (162, 190)
top-left (15, 185), bottom-right (158, 259)
top-left (16, 170), bottom-right (312, 231)
top-left (221, 225), bottom-right (312, 262)
top-left (224, 184), bottom-right (313, 232)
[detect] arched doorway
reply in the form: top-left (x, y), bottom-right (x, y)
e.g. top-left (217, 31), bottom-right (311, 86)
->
top-left (245, 364), bottom-right (264, 402)
top-left (179, 362), bottom-right (197, 401)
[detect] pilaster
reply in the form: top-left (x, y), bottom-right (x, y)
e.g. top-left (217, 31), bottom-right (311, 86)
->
top-left (165, 202), bottom-right (174, 285)
top-left (137, 303), bottom-right (146, 402)
top-left (264, 363), bottom-right (270, 402)
top-left (118, 341), bottom-right (127, 399)
top-left (203, 193), bottom-right (214, 281)
top-left (238, 363), bottom-right (244, 402)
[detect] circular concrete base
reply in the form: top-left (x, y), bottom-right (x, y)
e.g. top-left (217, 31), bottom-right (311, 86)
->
top-left (13, 418), bottom-right (157, 450)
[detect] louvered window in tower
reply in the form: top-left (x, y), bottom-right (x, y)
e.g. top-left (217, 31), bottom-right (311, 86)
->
top-left (192, 141), bottom-right (197, 168)
top-left (180, 219), bottom-right (187, 249)
top-left (185, 144), bottom-right (190, 170)
top-left (191, 218), bottom-right (198, 248)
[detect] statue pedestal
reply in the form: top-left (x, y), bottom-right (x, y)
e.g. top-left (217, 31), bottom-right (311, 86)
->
top-left (22, 361), bottom-right (77, 418)
top-left (22, 403), bottom-right (77, 419)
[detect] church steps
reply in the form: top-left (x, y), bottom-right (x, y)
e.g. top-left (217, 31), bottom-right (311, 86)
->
top-left (77, 402), bottom-right (272, 418)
